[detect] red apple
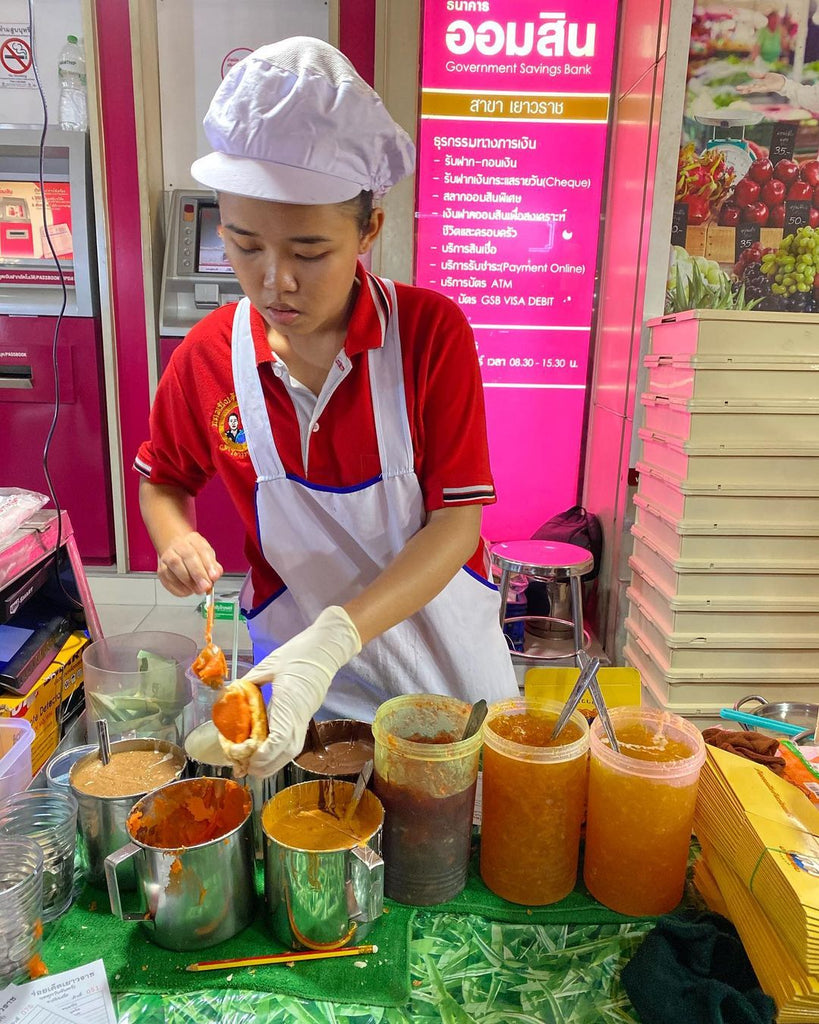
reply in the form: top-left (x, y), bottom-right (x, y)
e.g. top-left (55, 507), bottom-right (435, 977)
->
top-left (810, 208), bottom-right (819, 228)
top-left (761, 178), bottom-right (786, 205)
top-left (813, 186), bottom-right (819, 210)
top-left (733, 178), bottom-right (761, 207)
top-left (747, 158), bottom-right (774, 184)
top-left (719, 202), bottom-right (742, 226)
top-left (769, 203), bottom-right (786, 227)
top-left (801, 160), bottom-right (819, 187)
top-left (741, 201), bottom-right (769, 225)
top-left (788, 181), bottom-right (814, 202)
top-left (774, 159), bottom-right (800, 185)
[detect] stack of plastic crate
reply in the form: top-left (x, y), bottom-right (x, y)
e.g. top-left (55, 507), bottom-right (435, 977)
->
top-left (623, 309), bottom-right (819, 722)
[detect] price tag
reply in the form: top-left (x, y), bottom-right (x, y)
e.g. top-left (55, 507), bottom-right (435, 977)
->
top-left (671, 202), bottom-right (688, 247)
top-left (783, 199), bottom-right (812, 235)
top-left (735, 221), bottom-right (761, 262)
top-left (769, 122), bottom-right (799, 164)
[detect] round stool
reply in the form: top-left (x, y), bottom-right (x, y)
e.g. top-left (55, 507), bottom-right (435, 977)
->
top-left (489, 540), bottom-right (594, 664)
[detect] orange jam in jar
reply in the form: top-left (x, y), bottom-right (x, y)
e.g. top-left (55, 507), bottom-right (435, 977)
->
top-left (480, 700), bottom-right (589, 905)
top-left (583, 708), bottom-right (705, 917)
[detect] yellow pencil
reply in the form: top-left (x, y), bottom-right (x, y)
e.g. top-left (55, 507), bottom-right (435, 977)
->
top-left (185, 943), bottom-right (379, 972)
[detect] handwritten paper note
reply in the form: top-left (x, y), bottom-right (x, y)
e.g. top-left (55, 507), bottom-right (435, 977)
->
top-left (0, 960), bottom-right (116, 1024)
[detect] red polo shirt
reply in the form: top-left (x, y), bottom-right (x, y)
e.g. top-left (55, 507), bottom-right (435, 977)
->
top-left (135, 265), bottom-right (496, 606)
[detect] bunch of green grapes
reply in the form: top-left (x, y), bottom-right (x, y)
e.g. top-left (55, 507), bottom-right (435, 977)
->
top-left (760, 226), bottom-right (819, 296)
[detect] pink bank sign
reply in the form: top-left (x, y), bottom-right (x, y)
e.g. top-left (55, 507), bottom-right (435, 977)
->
top-left (415, 1), bottom-right (618, 541)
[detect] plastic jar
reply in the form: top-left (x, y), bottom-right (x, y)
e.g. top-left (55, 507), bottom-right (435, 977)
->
top-left (583, 706), bottom-right (705, 916)
top-left (480, 699), bottom-right (589, 905)
top-left (372, 694), bottom-right (481, 905)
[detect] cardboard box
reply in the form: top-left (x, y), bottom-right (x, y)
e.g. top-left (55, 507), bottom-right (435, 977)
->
top-left (705, 224), bottom-right (784, 265)
top-left (0, 632), bottom-right (89, 775)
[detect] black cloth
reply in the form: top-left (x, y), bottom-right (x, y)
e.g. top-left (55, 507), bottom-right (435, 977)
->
top-left (621, 911), bottom-right (775, 1024)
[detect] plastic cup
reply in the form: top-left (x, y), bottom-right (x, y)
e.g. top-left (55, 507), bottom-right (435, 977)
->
top-left (480, 699), bottom-right (589, 905)
top-left (0, 789), bottom-right (77, 922)
top-left (583, 706), bottom-right (706, 916)
top-left (83, 631), bottom-right (196, 744)
top-left (372, 694), bottom-right (481, 905)
top-left (0, 836), bottom-right (44, 985)
top-left (45, 745), bottom-right (96, 893)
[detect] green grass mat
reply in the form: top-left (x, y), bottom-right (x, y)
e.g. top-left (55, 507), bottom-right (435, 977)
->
top-left (42, 865), bottom-right (414, 1008)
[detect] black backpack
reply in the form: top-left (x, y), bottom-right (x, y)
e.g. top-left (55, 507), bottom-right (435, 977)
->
top-left (525, 506), bottom-right (603, 619)
top-left (530, 505), bottom-right (602, 581)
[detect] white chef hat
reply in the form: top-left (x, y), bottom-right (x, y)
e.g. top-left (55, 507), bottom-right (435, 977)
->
top-left (191, 37), bottom-right (415, 205)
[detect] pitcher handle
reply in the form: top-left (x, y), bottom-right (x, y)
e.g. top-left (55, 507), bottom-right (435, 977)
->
top-left (105, 842), bottom-right (147, 922)
top-left (348, 845), bottom-right (384, 924)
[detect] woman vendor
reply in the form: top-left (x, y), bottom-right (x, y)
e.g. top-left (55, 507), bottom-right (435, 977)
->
top-left (135, 37), bottom-right (518, 777)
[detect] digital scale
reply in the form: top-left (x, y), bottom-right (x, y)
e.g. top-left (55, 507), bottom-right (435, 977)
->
top-left (694, 110), bottom-right (766, 180)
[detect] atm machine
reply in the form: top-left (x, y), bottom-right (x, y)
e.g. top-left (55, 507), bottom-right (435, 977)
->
top-left (158, 189), bottom-right (247, 572)
top-left (0, 128), bottom-right (114, 565)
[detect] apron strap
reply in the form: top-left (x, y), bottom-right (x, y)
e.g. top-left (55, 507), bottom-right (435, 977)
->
top-left (232, 297), bottom-right (285, 481)
top-left (368, 277), bottom-right (414, 477)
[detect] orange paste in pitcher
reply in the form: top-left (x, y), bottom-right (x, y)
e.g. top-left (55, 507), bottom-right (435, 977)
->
top-left (127, 778), bottom-right (250, 848)
top-left (262, 785), bottom-right (380, 852)
top-left (480, 710), bottom-right (587, 905)
top-left (583, 722), bottom-right (700, 916)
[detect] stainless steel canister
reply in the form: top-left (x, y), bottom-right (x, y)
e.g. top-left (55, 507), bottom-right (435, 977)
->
top-left (286, 719), bottom-right (375, 787)
top-left (69, 738), bottom-right (185, 889)
top-left (184, 720), bottom-right (279, 857)
top-left (105, 777), bottom-right (256, 951)
top-left (262, 779), bottom-right (384, 950)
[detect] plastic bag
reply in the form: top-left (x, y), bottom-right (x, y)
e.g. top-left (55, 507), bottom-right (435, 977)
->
top-left (0, 488), bottom-right (49, 542)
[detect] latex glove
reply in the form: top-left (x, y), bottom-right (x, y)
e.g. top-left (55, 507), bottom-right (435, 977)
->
top-left (220, 606), bottom-right (362, 778)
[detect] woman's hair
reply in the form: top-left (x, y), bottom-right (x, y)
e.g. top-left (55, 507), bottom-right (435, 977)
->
top-left (342, 190), bottom-right (375, 235)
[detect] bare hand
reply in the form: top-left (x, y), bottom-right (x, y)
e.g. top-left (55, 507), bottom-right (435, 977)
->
top-left (157, 532), bottom-right (223, 596)
top-left (736, 71), bottom-right (787, 95)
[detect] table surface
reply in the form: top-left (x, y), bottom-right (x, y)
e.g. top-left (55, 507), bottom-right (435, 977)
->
top-left (110, 910), bottom-right (652, 1023)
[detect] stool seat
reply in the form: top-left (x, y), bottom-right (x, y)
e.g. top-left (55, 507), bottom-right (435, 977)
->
top-left (489, 539), bottom-right (595, 665)
top-left (489, 540), bottom-right (594, 581)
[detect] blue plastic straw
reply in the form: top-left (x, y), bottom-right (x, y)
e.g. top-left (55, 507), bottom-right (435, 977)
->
top-left (719, 708), bottom-right (811, 738)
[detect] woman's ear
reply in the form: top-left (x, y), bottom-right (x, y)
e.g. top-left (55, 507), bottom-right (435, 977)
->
top-left (359, 207), bottom-right (385, 255)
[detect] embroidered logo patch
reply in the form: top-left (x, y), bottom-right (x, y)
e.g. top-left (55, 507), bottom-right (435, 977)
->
top-left (212, 394), bottom-right (248, 457)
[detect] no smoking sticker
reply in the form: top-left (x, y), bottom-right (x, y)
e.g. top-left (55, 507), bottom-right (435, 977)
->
top-left (0, 28), bottom-right (35, 90)
top-left (1, 37), bottom-right (31, 74)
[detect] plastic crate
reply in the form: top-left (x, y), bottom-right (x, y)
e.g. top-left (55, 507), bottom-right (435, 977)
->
top-left (624, 626), bottom-right (819, 706)
top-left (632, 494), bottom-right (819, 561)
top-left (629, 539), bottom-right (819, 601)
top-left (637, 430), bottom-right (819, 490)
top-left (627, 558), bottom-right (819, 635)
top-left (640, 393), bottom-right (819, 444)
top-left (647, 309), bottom-right (819, 359)
top-left (0, 719), bottom-right (34, 802)
top-left (635, 462), bottom-right (819, 525)
top-left (643, 354), bottom-right (819, 402)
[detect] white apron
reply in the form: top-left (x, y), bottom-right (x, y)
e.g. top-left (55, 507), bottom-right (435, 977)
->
top-left (232, 283), bottom-right (518, 722)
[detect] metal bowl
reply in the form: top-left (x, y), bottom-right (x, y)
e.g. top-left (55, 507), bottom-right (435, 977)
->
top-left (734, 695), bottom-right (818, 737)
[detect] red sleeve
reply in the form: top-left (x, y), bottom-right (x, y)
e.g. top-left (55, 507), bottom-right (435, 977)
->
top-left (398, 285), bottom-right (496, 513)
top-left (133, 317), bottom-right (228, 494)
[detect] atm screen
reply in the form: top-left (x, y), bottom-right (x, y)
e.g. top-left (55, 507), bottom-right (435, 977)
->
top-left (0, 180), bottom-right (73, 264)
top-left (195, 202), bottom-right (232, 274)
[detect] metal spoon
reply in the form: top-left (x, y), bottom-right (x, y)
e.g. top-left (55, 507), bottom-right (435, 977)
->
top-left (461, 699), bottom-right (488, 741)
top-left (344, 759), bottom-right (374, 823)
top-left (96, 718), bottom-right (111, 766)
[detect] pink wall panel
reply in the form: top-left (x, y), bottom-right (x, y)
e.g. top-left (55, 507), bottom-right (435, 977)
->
top-left (94, 0), bottom-right (154, 572)
top-left (616, 0), bottom-right (664, 98)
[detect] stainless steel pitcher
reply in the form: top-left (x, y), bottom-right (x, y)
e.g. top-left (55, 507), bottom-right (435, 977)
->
top-left (69, 738), bottom-right (185, 889)
top-left (262, 779), bottom-right (384, 950)
top-left (105, 776), bottom-right (256, 951)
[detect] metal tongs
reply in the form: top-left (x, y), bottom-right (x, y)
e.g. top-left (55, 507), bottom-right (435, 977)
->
top-left (551, 651), bottom-right (620, 753)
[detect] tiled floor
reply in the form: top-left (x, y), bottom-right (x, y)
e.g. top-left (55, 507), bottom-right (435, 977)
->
top-left (85, 572), bottom-right (254, 657)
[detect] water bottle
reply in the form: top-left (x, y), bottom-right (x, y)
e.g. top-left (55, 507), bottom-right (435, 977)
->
top-left (503, 574), bottom-right (528, 652)
top-left (57, 35), bottom-right (87, 131)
